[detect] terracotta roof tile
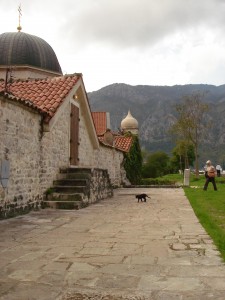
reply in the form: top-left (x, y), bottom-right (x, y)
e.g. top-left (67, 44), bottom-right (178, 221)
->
top-left (91, 112), bottom-right (129, 151)
top-left (92, 112), bottom-right (107, 135)
top-left (114, 136), bottom-right (133, 152)
top-left (0, 74), bottom-right (80, 122)
top-left (0, 91), bottom-right (45, 114)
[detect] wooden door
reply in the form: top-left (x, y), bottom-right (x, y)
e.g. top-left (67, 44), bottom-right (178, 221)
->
top-left (70, 104), bottom-right (79, 165)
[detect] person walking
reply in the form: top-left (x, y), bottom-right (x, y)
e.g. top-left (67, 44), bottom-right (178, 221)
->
top-left (203, 160), bottom-right (217, 191)
top-left (216, 164), bottom-right (222, 177)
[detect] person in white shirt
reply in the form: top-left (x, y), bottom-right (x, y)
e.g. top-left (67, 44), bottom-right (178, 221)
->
top-left (216, 164), bottom-right (222, 177)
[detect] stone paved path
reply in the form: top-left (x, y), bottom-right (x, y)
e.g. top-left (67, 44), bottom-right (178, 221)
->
top-left (0, 188), bottom-right (225, 300)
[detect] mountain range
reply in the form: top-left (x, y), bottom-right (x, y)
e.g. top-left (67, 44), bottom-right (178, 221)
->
top-left (88, 83), bottom-right (225, 168)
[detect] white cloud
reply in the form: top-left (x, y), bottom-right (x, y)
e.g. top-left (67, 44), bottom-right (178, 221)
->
top-left (1, 0), bottom-right (225, 91)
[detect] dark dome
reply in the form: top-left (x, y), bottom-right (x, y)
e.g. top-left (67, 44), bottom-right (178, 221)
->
top-left (0, 32), bottom-right (62, 74)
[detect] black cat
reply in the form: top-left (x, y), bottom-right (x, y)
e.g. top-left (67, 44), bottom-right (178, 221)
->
top-left (135, 193), bottom-right (150, 202)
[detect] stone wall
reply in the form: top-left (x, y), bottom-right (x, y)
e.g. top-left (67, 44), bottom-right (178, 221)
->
top-left (74, 101), bottom-right (127, 186)
top-left (40, 102), bottom-right (71, 192)
top-left (0, 97), bottom-right (42, 218)
top-left (0, 95), bottom-right (127, 219)
top-left (95, 144), bottom-right (125, 187)
top-left (0, 98), bottom-right (75, 218)
top-left (89, 168), bottom-right (113, 203)
top-left (78, 105), bottom-right (95, 167)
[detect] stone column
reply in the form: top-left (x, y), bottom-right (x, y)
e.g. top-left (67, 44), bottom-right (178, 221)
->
top-left (183, 169), bottom-right (190, 186)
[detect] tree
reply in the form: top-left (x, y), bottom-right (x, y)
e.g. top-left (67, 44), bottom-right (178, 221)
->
top-left (170, 141), bottom-right (195, 172)
top-left (123, 133), bottom-right (143, 184)
top-left (142, 151), bottom-right (170, 178)
top-left (170, 92), bottom-right (209, 178)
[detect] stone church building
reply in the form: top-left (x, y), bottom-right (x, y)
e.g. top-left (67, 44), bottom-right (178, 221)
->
top-left (0, 31), bottom-right (138, 218)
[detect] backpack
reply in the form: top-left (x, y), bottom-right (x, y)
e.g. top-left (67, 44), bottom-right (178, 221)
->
top-left (208, 166), bottom-right (215, 177)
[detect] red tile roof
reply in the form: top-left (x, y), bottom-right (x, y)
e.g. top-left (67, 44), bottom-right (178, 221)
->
top-left (114, 136), bottom-right (133, 152)
top-left (98, 136), bottom-right (132, 152)
top-left (0, 74), bottom-right (80, 122)
top-left (91, 112), bottom-right (133, 152)
top-left (0, 76), bottom-right (134, 153)
top-left (91, 112), bottom-right (107, 135)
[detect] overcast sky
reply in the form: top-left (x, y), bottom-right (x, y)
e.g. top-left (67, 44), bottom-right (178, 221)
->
top-left (1, 0), bottom-right (225, 92)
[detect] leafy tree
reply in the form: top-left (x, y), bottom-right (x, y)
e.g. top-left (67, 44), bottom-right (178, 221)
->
top-left (170, 92), bottom-right (209, 178)
top-left (142, 151), bottom-right (170, 178)
top-left (170, 141), bottom-right (195, 172)
top-left (123, 134), bottom-right (143, 184)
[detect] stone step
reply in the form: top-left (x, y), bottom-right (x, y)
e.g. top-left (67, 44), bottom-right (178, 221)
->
top-left (53, 179), bottom-right (88, 187)
top-left (43, 167), bottom-right (112, 210)
top-left (43, 200), bottom-right (83, 210)
top-left (60, 167), bottom-right (92, 174)
top-left (53, 185), bottom-right (88, 194)
top-left (57, 173), bottom-right (91, 180)
top-left (44, 167), bottom-right (92, 210)
top-left (47, 193), bottom-right (83, 202)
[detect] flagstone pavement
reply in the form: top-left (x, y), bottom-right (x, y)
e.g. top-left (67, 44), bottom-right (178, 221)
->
top-left (0, 188), bottom-right (225, 300)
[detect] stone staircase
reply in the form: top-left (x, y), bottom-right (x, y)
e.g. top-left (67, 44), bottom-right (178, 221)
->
top-left (43, 168), bottom-right (92, 210)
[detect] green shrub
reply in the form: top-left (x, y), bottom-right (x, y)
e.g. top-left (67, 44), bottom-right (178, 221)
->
top-left (124, 134), bottom-right (142, 184)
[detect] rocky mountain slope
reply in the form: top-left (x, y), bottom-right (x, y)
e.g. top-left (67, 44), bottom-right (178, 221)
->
top-left (88, 83), bottom-right (225, 167)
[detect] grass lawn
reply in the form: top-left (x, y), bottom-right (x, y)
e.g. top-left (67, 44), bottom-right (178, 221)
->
top-left (163, 173), bottom-right (225, 261)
